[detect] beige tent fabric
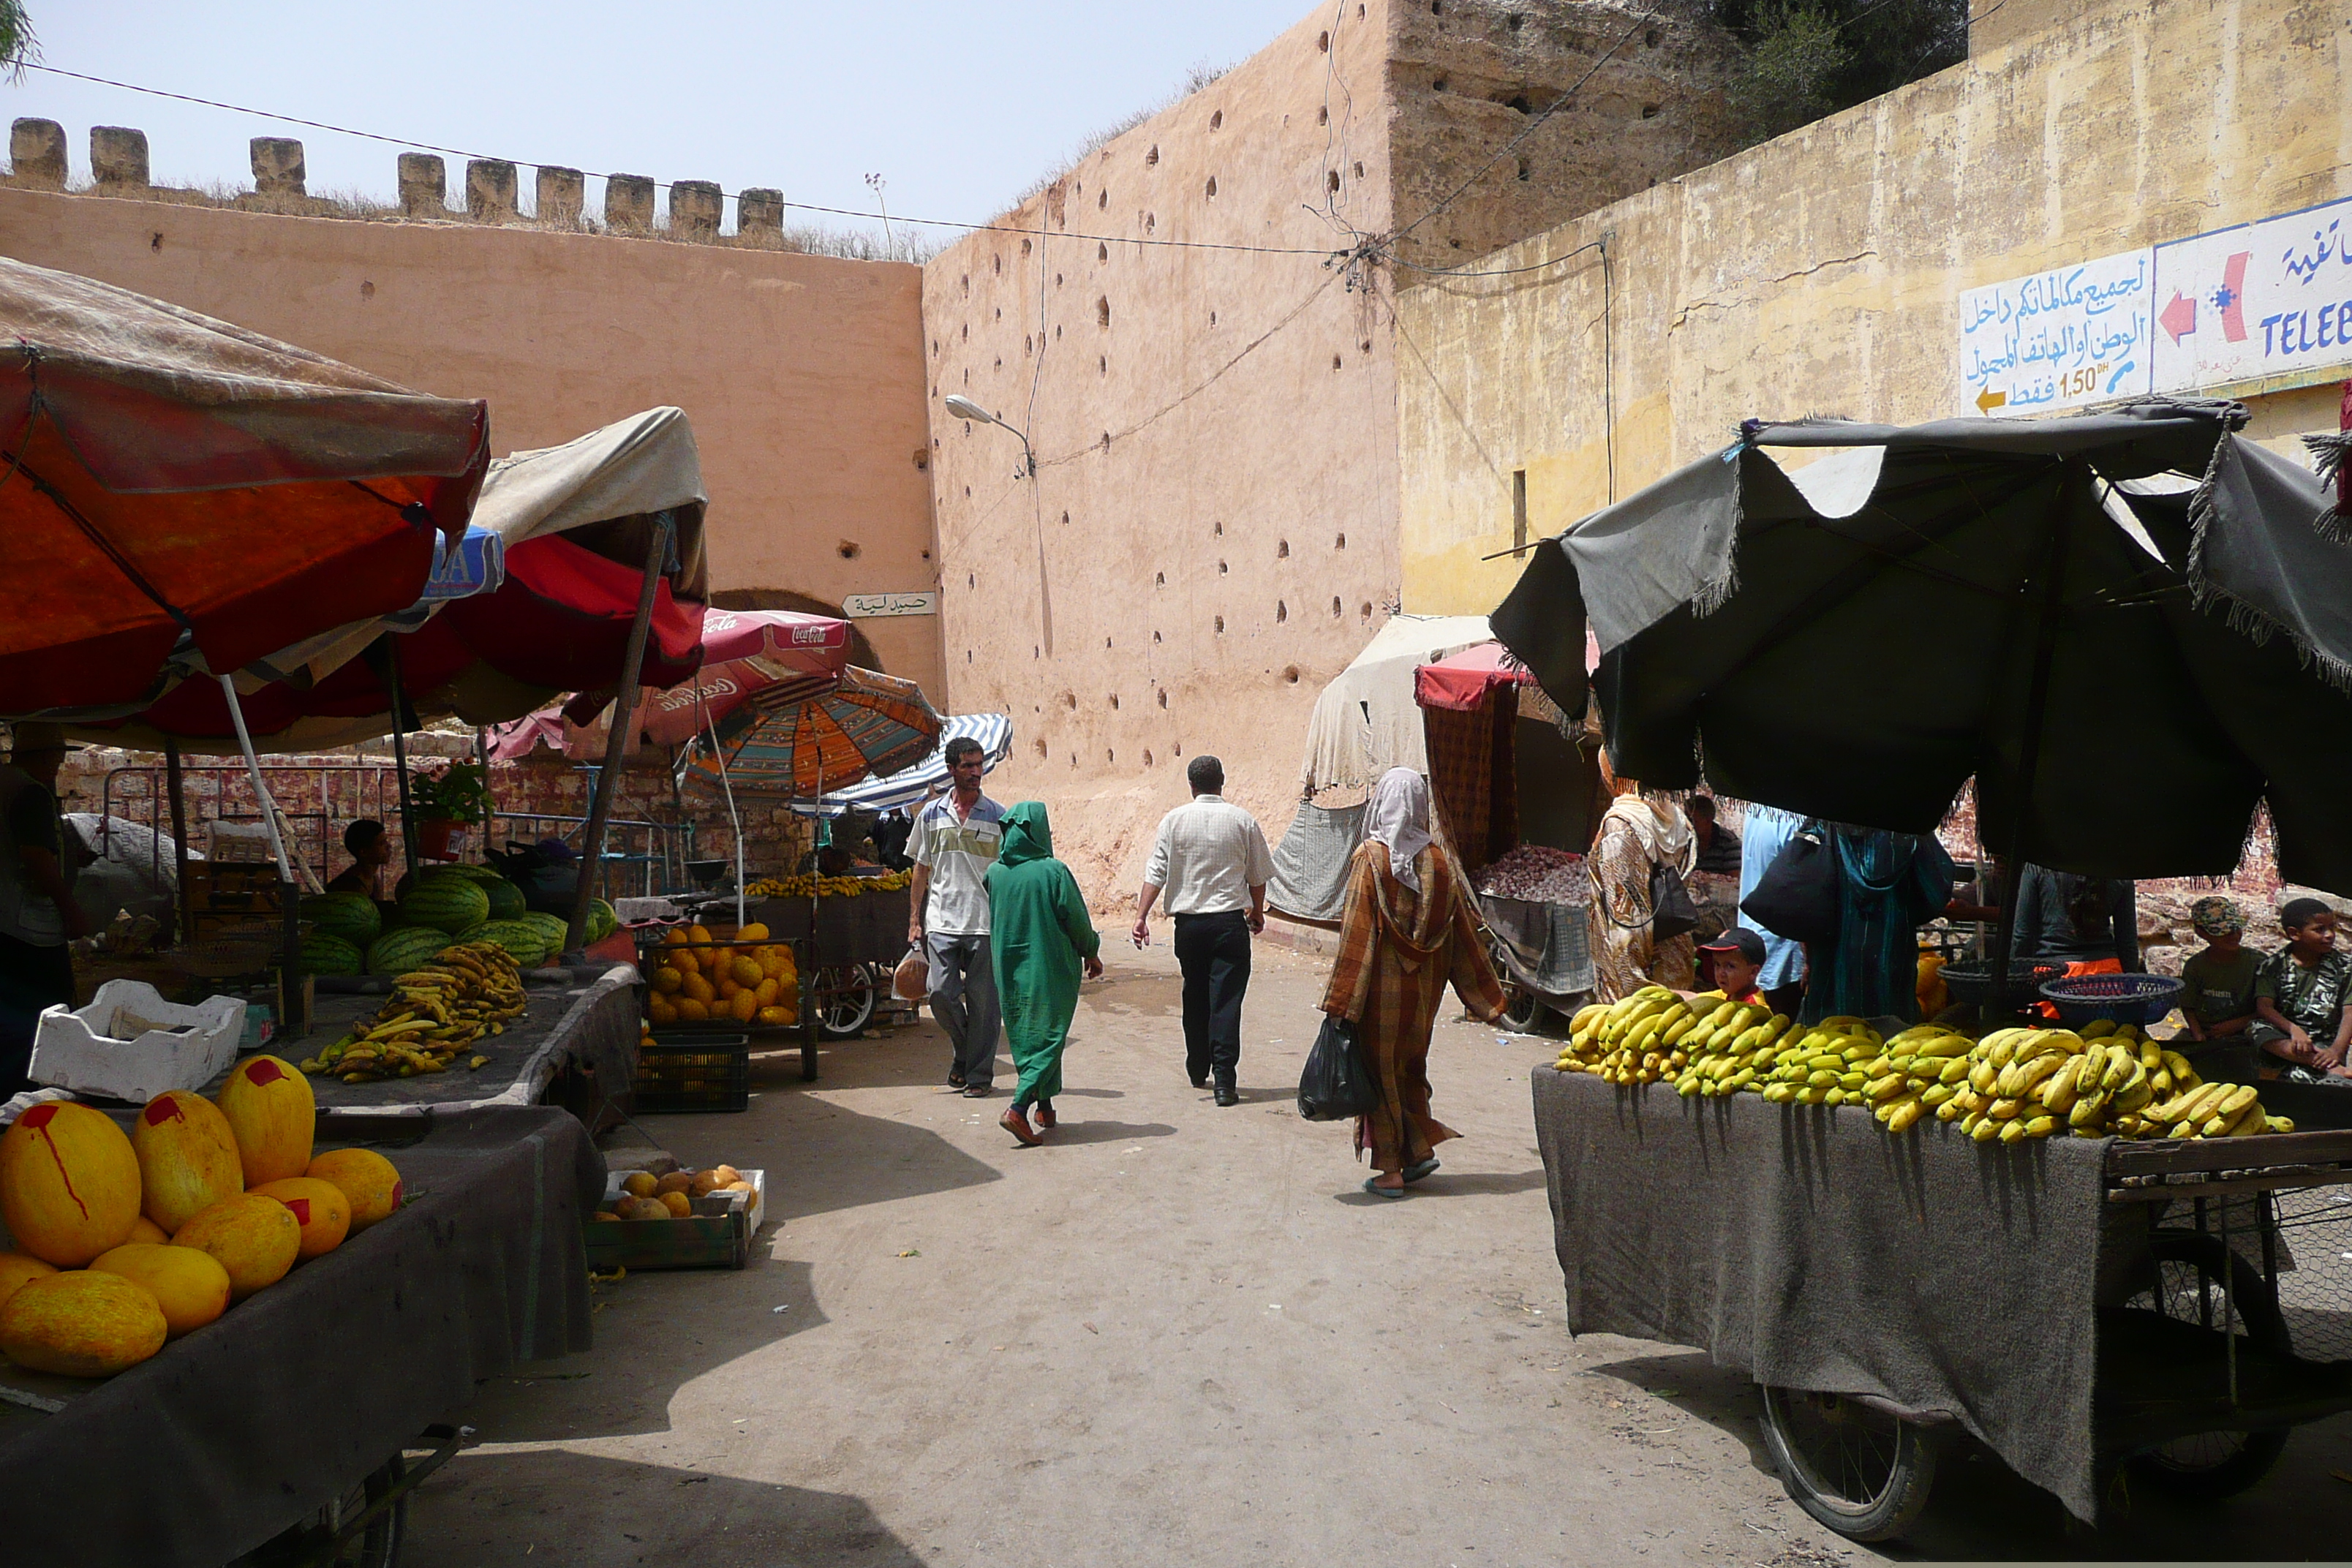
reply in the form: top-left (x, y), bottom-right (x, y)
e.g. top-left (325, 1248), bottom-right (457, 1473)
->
top-left (473, 406), bottom-right (709, 601)
top-left (1297, 614), bottom-right (1493, 799)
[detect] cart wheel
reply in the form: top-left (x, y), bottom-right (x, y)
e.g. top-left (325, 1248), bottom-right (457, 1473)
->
top-left (814, 963), bottom-right (878, 1039)
top-left (1757, 1384), bottom-right (1939, 1542)
top-left (234, 1451), bottom-right (406, 1568)
top-left (2118, 1232), bottom-right (2293, 1499)
top-left (1488, 938), bottom-right (1547, 1033)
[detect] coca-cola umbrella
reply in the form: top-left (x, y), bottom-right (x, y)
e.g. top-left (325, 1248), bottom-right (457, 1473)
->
top-left (685, 666), bottom-right (941, 799)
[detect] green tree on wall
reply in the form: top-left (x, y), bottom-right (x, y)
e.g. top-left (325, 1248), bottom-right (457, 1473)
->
top-left (1712, 0), bottom-right (1969, 144)
top-left (0, 2), bottom-right (37, 81)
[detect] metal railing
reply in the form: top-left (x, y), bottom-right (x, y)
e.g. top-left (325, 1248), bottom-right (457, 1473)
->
top-left (488, 810), bottom-right (701, 899)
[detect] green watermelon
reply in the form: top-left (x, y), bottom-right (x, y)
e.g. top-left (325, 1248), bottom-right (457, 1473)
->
top-left (426, 862), bottom-right (505, 884)
top-left (473, 919), bottom-right (554, 966)
top-left (399, 877), bottom-right (490, 935)
top-left (483, 878), bottom-right (529, 921)
top-left (520, 912), bottom-right (569, 947)
top-left (585, 898), bottom-right (619, 943)
top-left (367, 926), bottom-right (452, 976)
top-left (298, 931), bottom-right (364, 976)
top-left (301, 892), bottom-right (380, 948)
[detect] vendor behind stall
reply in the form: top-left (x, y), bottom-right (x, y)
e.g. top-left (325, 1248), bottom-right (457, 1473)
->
top-left (1799, 825), bottom-right (1956, 1026)
top-left (2013, 866), bottom-right (2138, 975)
top-left (326, 819), bottom-right (395, 902)
top-left (2250, 897), bottom-right (2352, 1085)
top-left (0, 725), bottom-right (86, 1094)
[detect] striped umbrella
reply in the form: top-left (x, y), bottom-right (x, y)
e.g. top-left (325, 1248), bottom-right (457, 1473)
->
top-left (791, 712), bottom-right (1015, 815)
top-left (685, 665), bottom-right (941, 799)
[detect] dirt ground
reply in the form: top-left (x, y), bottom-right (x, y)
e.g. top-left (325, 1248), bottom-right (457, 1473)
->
top-left (410, 941), bottom-right (2352, 1567)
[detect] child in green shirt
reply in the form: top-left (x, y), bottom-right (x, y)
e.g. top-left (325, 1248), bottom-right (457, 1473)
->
top-left (2251, 897), bottom-right (2352, 1082)
top-left (2177, 896), bottom-right (2258, 1043)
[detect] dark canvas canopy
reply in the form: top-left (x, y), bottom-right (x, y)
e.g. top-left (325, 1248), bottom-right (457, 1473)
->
top-left (1489, 399), bottom-right (2352, 893)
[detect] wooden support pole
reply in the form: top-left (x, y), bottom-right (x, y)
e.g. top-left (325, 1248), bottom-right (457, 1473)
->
top-left (566, 513), bottom-right (674, 958)
top-left (164, 736), bottom-right (192, 946)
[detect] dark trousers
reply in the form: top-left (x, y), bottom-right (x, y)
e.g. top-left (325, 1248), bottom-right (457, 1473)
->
top-left (1174, 910), bottom-right (1251, 1088)
top-left (0, 932), bottom-right (72, 1097)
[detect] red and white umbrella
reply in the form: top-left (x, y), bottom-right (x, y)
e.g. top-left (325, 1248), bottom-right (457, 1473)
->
top-left (636, 608), bottom-right (851, 745)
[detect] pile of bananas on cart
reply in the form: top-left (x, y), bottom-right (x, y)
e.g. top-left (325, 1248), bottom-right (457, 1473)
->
top-left (1555, 987), bottom-right (2292, 1141)
top-left (299, 940), bottom-right (528, 1082)
top-left (745, 868), bottom-right (913, 899)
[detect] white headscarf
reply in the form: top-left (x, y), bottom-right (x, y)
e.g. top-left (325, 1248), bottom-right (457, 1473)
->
top-left (1365, 766), bottom-right (1434, 894)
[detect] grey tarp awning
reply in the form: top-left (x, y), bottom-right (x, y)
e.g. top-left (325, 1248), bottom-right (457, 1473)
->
top-left (1489, 399), bottom-right (2352, 892)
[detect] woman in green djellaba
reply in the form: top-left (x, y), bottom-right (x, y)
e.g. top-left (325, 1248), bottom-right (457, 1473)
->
top-left (985, 802), bottom-right (1103, 1145)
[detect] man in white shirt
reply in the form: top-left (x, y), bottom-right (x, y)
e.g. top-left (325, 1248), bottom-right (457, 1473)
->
top-left (1133, 755), bottom-right (1273, 1106)
top-left (907, 738), bottom-right (1007, 1096)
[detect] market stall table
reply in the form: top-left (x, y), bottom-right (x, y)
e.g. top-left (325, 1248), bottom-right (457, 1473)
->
top-left (0, 1104), bottom-right (602, 1568)
top-left (1531, 1068), bottom-right (2352, 1531)
top-left (289, 964), bottom-right (641, 1123)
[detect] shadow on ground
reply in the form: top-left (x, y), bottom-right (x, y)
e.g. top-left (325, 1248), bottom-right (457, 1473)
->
top-left (1583, 1348), bottom-right (2352, 1561)
top-left (410, 1446), bottom-right (926, 1568)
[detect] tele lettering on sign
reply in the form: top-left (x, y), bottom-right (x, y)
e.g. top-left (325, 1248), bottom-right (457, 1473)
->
top-left (2152, 195), bottom-right (2352, 392)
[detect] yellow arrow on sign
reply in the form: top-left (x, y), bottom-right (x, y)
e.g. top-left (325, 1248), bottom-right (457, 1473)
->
top-left (1975, 387), bottom-right (2008, 415)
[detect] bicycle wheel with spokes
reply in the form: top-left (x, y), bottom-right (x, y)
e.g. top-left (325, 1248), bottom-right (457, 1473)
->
top-left (1757, 1384), bottom-right (1939, 1542)
top-left (2119, 1231), bottom-right (2293, 1499)
top-left (813, 963), bottom-right (878, 1039)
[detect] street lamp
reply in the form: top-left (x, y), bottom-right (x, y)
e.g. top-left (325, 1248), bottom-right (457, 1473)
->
top-left (943, 393), bottom-right (1036, 478)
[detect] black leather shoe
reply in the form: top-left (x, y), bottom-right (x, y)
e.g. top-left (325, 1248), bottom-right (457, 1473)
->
top-left (1189, 1076), bottom-right (1209, 1090)
top-left (1214, 1085), bottom-right (1240, 1107)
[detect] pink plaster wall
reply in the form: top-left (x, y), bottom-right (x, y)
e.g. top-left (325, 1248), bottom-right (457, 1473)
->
top-left (0, 186), bottom-right (945, 695)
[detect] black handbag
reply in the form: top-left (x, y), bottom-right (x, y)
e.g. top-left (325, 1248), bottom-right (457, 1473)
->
top-left (1741, 823), bottom-right (1839, 945)
top-left (1297, 1013), bottom-right (1381, 1121)
top-left (1648, 860), bottom-right (1700, 943)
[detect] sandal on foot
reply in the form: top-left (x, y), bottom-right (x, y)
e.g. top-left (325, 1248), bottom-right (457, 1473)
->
top-left (1361, 1177), bottom-right (1407, 1199)
top-left (1403, 1157), bottom-right (1441, 1184)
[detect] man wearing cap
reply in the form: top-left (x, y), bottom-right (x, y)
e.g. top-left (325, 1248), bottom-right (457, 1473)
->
top-left (0, 725), bottom-right (88, 1094)
top-left (1697, 927), bottom-right (1768, 1009)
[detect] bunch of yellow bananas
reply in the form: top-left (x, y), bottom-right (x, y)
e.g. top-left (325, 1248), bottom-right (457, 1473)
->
top-left (1938, 1019), bottom-right (2290, 1141)
top-left (1555, 986), bottom-right (1719, 1084)
top-left (1760, 1021), bottom-right (1970, 1132)
top-left (747, 868), bottom-right (914, 899)
top-left (301, 940), bottom-right (526, 1082)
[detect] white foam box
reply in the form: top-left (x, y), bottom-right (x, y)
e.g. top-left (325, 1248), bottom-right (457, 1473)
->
top-left (29, 981), bottom-right (246, 1103)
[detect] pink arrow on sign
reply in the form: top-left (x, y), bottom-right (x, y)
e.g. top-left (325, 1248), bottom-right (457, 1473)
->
top-left (2216, 251), bottom-right (2251, 342)
top-left (2158, 291), bottom-right (2197, 343)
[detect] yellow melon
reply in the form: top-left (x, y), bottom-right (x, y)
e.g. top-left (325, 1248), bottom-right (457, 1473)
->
top-left (647, 994), bottom-right (678, 1025)
top-left (650, 965), bottom-right (683, 995)
top-left (755, 1005), bottom-right (793, 1025)
top-left (127, 1215), bottom-right (170, 1244)
top-left (0, 1270), bottom-right (167, 1376)
top-left (171, 1194), bottom-right (300, 1300)
top-left (0, 1101), bottom-right (143, 1267)
top-left (680, 970), bottom-right (715, 1005)
top-left (735, 922), bottom-right (771, 943)
top-left (248, 1177), bottom-right (350, 1260)
top-left (0, 1253), bottom-right (58, 1310)
top-left (90, 1242), bottom-right (230, 1338)
top-left (303, 1148), bottom-right (403, 1234)
top-left (728, 988), bottom-right (759, 1023)
top-left (674, 997), bottom-right (711, 1022)
top-left (132, 1089), bottom-right (244, 1233)
top-left (729, 955), bottom-right (766, 990)
top-left (214, 1055), bottom-right (314, 1186)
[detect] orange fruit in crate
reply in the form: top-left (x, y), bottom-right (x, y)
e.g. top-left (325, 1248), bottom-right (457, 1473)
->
top-left (686, 924), bottom-right (712, 946)
top-left (680, 970), bottom-right (715, 1006)
top-left (660, 928), bottom-right (689, 948)
top-left (658, 1191), bottom-right (693, 1218)
top-left (756, 946), bottom-right (793, 979)
top-left (729, 955), bottom-right (764, 989)
top-left (755, 1005), bottom-right (793, 1025)
top-left (674, 998), bottom-right (711, 1022)
top-left (716, 975), bottom-right (741, 1001)
top-left (647, 995), bottom-right (678, 1025)
top-left (729, 990), bottom-right (759, 1023)
top-left (650, 966), bottom-right (683, 995)
top-left (737, 923), bottom-right (770, 943)
top-left (755, 977), bottom-right (780, 1006)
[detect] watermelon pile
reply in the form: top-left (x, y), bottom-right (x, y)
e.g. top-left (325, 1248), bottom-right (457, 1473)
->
top-left (301, 892), bottom-right (380, 949)
top-left (298, 930), bottom-right (364, 976)
top-left (366, 926), bottom-right (452, 976)
top-left (398, 876), bottom-right (490, 935)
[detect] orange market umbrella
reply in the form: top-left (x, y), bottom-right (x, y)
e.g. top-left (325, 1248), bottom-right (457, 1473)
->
top-left (0, 257), bottom-right (487, 712)
top-left (685, 666), bottom-right (941, 799)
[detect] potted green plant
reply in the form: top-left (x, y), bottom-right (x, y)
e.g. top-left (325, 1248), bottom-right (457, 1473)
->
top-left (407, 762), bottom-right (489, 862)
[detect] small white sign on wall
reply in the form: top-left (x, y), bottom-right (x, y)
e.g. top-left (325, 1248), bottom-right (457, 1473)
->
top-left (844, 591), bottom-right (939, 618)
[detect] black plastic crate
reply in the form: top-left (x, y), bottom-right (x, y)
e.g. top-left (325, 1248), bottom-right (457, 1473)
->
top-left (636, 1031), bottom-right (750, 1113)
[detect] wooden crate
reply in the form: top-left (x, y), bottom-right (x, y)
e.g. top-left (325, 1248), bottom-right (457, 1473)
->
top-left (584, 1168), bottom-right (766, 1271)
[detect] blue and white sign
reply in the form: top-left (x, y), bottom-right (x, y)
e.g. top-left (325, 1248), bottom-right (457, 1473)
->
top-left (2152, 194), bottom-right (2352, 393)
top-left (1958, 249), bottom-right (2155, 415)
top-left (416, 525), bottom-right (506, 603)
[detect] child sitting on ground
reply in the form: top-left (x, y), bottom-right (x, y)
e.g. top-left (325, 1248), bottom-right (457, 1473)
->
top-left (2177, 897), bottom-right (2259, 1047)
top-left (2250, 897), bottom-right (2352, 1084)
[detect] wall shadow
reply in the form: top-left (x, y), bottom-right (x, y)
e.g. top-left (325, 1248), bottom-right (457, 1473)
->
top-left (410, 1445), bottom-right (927, 1567)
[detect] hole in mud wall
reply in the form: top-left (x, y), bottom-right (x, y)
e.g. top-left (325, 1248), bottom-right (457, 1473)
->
top-left (1332, 355), bottom-right (1343, 371)
top-left (1100, 355), bottom-right (1108, 375)
top-left (1319, 29), bottom-right (1330, 50)
top-left (1063, 692), bottom-right (1078, 709)
top-left (1034, 738), bottom-right (1049, 758)
top-left (1157, 690), bottom-right (1169, 708)
top-left (1218, 560), bottom-right (1228, 575)
top-left (1215, 616), bottom-right (1225, 634)
top-left (1360, 339), bottom-right (1372, 353)
top-left (1335, 532), bottom-right (1346, 549)
top-left (1518, 158), bottom-right (1532, 181)
top-left (1360, 601), bottom-right (1373, 621)
top-left (1213, 521), bottom-right (1224, 537)
top-left (1330, 596), bottom-right (1343, 617)
top-left (1107, 750), bottom-right (1115, 764)
top-left (969, 573), bottom-right (977, 588)
top-left (1277, 540), bottom-right (1289, 558)
top-left (1327, 170), bottom-right (1341, 193)
top-left (1025, 335), bottom-right (1032, 354)
top-left (1205, 176), bottom-right (1218, 198)
top-left (1432, 77), bottom-right (1448, 92)
top-left (1354, 162), bottom-right (1365, 178)
top-left (1276, 601), bottom-right (1288, 622)
top-left (1097, 296), bottom-right (1111, 327)
top-left (1318, 105), bottom-right (1329, 126)
top-left (1098, 242), bottom-right (1108, 261)
top-left (960, 323), bottom-right (969, 341)
top-left (1284, 666), bottom-right (1300, 683)
top-left (1641, 103), bottom-right (1661, 118)
top-left (1100, 431), bottom-right (1112, 452)
top-left (1147, 145), bottom-right (1160, 166)
top-left (1210, 110), bottom-right (1224, 130)
top-left (1061, 511), bottom-right (1071, 526)
top-left (1646, 27), bottom-right (1662, 46)
top-left (1098, 188), bottom-right (1109, 210)
top-left (1506, 94), bottom-right (1533, 114)
top-left (960, 274), bottom-right (970, 296)
top-left (1055, 272), bottom-right (1063, 285)
top-left (994, 307), bottom-right (1002, 320)
top-left (1110, 694), bottom-right (1120, 709)
top-left (1153, 630), bottom-right (1162, 643)
top-left (992, 254), bottom-right (1002, 275)
top-left (1507, 11), bottom-right (1523, 28)
top-left (1155, 572), bottom-right (1165, 587)
top-left (1143, 750), bottom-right (1154, 767)
top-left (1021, 237), bottom-right (1032, 255)
top-left (1145, 214), bottom-right (1156, 233)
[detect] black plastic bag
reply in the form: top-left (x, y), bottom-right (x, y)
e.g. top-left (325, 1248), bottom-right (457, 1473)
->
top-left (1741, 823), bottom-right (1839, 945)
top-left (1297, 1013), bottom-right (1379, 1121)
top-left (1648, 861), bottom-right (1700, 943)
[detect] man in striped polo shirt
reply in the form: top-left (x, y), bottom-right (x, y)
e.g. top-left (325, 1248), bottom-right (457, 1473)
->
top-left (907, 737), bottom-right (1007, 1095)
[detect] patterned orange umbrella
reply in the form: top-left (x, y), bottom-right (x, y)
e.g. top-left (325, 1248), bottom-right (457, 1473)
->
top-left (685, 665), bottom-right (941, 799)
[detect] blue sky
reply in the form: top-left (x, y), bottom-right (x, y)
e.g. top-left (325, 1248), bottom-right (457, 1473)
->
top-left (2, 1), bottom-right (1312, 244)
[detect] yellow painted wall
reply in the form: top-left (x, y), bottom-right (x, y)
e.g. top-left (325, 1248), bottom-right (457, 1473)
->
top-left (1398, 0), bottom-right (2352, 616)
